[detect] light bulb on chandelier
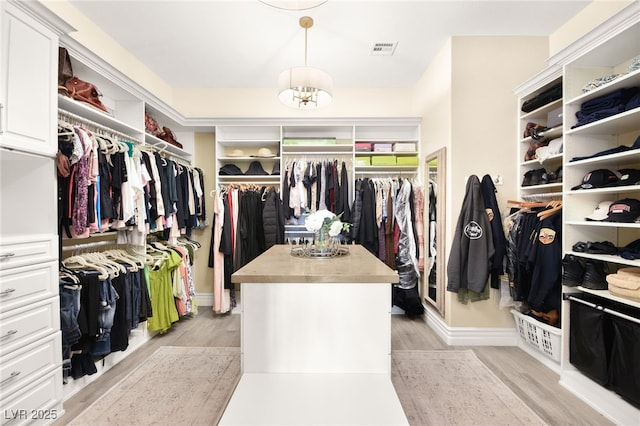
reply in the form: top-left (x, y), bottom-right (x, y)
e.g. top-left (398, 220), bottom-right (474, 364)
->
top-left (278, 16), bottom-right (333, 109)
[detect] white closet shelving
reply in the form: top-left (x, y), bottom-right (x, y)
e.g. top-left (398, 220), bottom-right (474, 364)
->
top-left (559, 15), bottom-right (640, 425)
top-left (52, 40), bottom-right (196, 403)
top-left (513, 67), bottom-right (564, 374)
top-left (214, 121), bottom-right (422, 194)
top-left (517, 72), bottom-right (564, 200)
top-left (216, 125), bottom-right (281, 185)
top-left (0, 1), bottom-right (64, 422)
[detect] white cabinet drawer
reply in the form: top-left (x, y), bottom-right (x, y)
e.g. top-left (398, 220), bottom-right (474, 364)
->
top-left (0, 368), bottom-right (63, 426)
top-left (0, 298), bottom-right (59, 357)
top-left (1, 332), bottom-right (61, 393)
top-left (0, 236), bottom-right (56, 270)
top-left (0, 261), bottom-right (57, 313)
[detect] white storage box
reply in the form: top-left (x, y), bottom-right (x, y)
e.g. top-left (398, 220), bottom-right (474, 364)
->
top-left (393, 143), bottom-right (416, 152)
top-left (511, 309), bottom-right (561, 362)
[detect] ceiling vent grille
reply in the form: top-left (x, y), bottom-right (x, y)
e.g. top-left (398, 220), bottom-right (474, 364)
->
top-left (371, 42), bottom-right (397, 56)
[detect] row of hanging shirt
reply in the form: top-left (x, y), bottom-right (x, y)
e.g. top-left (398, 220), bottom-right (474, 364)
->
top-left (58, 238), bottom-right (200, 381)
top-left (57, 117), bottom-right (206, 246)
top-left (282, 158), bottom-right (352, 220)
top-left (208, 184), bottom-right (284, 314)
top-left (350, 176), bottom-right (425, 317)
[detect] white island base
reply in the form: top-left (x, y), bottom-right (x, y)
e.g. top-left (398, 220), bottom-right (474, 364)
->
top-left (220, 245), bottom-right (408, 425)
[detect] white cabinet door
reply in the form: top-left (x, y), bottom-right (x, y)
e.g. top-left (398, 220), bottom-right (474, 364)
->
top-left (0, 3), bottom-right (57, 157)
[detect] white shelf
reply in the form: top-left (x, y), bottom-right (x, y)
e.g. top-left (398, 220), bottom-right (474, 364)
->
top-left (565, 68), bottom-right (640, 107)
top-left (520, 98), bottom-right (563, 121)
top-left (58, 95), bottom-right (142, 138)
top-left (576, 286), bottom-right (640, 310)
top-left (144, 133), bottom-right (192, 159)
top-left (565, 251), bottom-right (640, 269)
top-left (566, 107), bottom-right (640, 136)
top-left (281, 144), bottom-right (353, 153)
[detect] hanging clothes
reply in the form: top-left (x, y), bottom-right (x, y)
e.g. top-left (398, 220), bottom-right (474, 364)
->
top-left (480, 174), bottom-right (507, 289)
top-left (446, 175), bottom-right (494, 303)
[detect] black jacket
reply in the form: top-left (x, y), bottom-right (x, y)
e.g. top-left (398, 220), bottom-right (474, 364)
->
top-left (481, 174), bottom-right (507, 289)
top-left (262, 187), bottom-right (285, 249)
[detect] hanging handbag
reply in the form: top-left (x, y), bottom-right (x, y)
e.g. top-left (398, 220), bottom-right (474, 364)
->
top-left (63, 76), bottom-right (108, 113)
top-left (58, 47), bottom-right (74, 86)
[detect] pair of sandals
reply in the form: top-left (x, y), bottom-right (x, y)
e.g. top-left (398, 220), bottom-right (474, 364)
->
top-left (572, 240), bottom-right (618, 255)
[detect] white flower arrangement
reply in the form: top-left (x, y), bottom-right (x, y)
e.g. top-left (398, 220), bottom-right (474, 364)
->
top-left (305, 209), bottom-right (350, 237)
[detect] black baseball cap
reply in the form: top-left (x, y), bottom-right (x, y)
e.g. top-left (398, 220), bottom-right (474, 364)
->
top-left (604, 198), bottom-right (640, 223)
top-left (605, 169), bottom-right (640, 187)
top-left (571, 169), bottom-right (619, 190)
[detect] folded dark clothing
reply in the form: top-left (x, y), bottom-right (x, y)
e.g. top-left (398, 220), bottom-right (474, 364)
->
top-left (570, 145), bottom-right (632, 161)
top-left (572, 104), bottom-right (627, 128)
top-left (619, 238), bottom-right (640, 260)
top-left (585, 241), bottom-right (618, 255)
top-left (626, 92), bottom-right (640, 110)
top-left (571, 135), bottom-right (640, 162)
top-left (580, 87), bottom-right (639, 114)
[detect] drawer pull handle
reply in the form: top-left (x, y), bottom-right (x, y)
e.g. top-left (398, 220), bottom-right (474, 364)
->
top-left (0, 252), bottom-right (16, 259)
top-left (0, 288), bottom-right (16, 296)
top-left (1, 329), bottom-right (18, 339)
top-left (1, 370), bottom-right (20, 384)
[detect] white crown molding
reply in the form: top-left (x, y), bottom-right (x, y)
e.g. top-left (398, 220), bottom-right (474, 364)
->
top-left (9, 0), bottom-right (76, 36)
top-left (548, 2), bottom-right (640, 67)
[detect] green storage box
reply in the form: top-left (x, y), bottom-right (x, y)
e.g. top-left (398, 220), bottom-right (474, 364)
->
top-left (396, 155), bottom-right (419, 166)
top-left (371, 155), bottom-right (396, 166)
top-left (355, 156), bottom-right (371, 166)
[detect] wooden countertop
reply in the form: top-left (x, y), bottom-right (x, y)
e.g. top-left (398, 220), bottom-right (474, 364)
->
top-left (231, 244), bottom-right (399, 284)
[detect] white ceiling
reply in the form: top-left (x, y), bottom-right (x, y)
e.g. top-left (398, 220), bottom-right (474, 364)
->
top-left (68, 0), bottom-right (592, 89)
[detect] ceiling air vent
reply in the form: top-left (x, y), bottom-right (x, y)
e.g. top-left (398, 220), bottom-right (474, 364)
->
top-left (371, 42), bottom-right (397, 56)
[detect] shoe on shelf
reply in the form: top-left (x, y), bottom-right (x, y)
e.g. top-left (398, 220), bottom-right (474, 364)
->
top-left (562, 254), bottom-right (584, 287)
top-left (581, 260), bottom-right (608, 290)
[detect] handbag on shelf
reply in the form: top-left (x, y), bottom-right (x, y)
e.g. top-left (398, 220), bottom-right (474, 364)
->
top-left (62, 76), bottom-right (109, 113)
top-left (145, 111), bottom-right (161, 136)
top-left (58, 47), bottom-right (74, 87)
top-left (158, 126), bottom-right (183, 149)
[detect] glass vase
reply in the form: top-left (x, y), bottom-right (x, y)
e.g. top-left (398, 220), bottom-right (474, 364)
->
top-left (314, 228), bottom-right (331, 253)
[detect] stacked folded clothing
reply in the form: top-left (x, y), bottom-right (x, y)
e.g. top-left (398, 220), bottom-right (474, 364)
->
top-left (606, 267), bottom-right (640, 301)
top-left (572, 87), bottom-right (640, 128)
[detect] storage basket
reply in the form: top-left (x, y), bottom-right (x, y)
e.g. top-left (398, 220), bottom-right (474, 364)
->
top-left (511, 309), bottom-right (561, 362)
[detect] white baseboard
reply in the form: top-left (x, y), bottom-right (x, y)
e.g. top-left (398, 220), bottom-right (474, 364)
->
top-left (197, 292), bottom-right (241, 314)
top-left (425, 307), bottom-right (519, 347)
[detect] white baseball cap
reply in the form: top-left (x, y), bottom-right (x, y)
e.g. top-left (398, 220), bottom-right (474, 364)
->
top-left (585, 200), bottom-right (614, 221)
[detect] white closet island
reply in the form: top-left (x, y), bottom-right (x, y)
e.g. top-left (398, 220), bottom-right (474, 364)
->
top-left (220, 244), bottom-right (407, 425)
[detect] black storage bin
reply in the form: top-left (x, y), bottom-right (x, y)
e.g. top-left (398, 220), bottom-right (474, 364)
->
top-left (569, 300), bottom-right (614, 386)
top-left (609, 315), bottom-right (640, 409)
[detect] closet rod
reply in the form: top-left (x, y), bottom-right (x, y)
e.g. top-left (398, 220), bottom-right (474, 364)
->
top-left (565, 294), bottom-right (640, 325)
top-left (58, 108), bottom-right (143, 144)
top-left (521, 192), bottom-right (562, 202)
top-left (355, 171), bottom-right (417, 175)
top-left (61, 240), bottom-right (114, 252)
top-left (283, 151), bottom-right (354, 156)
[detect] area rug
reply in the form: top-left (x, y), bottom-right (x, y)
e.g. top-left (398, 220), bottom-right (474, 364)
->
top-left (68, 346), bottom-right (241, 426)
top-left (391, 350), bottom-right (547, 426)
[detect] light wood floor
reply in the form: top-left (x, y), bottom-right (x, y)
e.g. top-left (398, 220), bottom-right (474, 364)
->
top-left (55, 309), bottom-right (613, 426)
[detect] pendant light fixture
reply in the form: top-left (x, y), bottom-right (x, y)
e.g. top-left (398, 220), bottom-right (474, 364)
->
top-left (278, 16), bottom-right (333, 109)
top-left (260, 1), bottom-right (327, 11)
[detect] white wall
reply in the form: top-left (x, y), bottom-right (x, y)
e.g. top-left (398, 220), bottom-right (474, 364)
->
top-left (445, 36), bottom-right (549, 328)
